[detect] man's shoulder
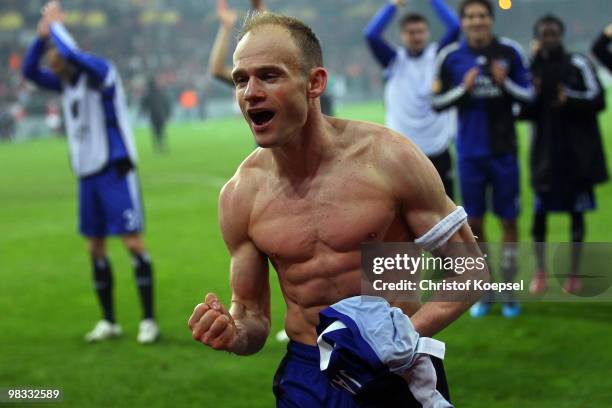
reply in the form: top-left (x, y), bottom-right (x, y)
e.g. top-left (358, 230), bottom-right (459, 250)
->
top-left (343, 120), bottom-right (446, 208)
top-left (435, 41), bottom-right (463, 67)
top-left (339, 118), bottom-right (425, 174)
top-left (568, 52), bottom-right (595, 70)
top-left (220, 148), bottom-right (269, 207)
top-left (497, 37), bottom-right (529, 65)
top-left (336, 118), bottom-right (406, 152)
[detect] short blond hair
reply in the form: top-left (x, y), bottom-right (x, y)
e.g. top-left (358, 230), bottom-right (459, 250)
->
top-left (238, 12), bottom-right (323, 74)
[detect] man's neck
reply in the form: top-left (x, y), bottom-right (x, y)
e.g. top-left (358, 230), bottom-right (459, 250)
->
top-left (407, 47), bottom-right (425, 58)
top-left (541, 45), bottom-right (565, 61)
top-left (467, 35), bottom-right (493, 50)
top-left (62, 68), bottom-right (78, 84)
top-left (271, 108), bottom-right (333, 181)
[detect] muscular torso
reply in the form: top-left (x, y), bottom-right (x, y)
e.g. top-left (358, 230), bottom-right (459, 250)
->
top-left (245, 121), bottom-right (421, 344)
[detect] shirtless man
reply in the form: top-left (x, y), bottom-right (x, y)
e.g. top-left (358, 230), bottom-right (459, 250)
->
top-left (188, 12), bottom-right (485, 407)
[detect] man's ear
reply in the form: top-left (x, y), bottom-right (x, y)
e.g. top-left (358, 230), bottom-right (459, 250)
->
top-left (307, 67), bottom-right (328, 99)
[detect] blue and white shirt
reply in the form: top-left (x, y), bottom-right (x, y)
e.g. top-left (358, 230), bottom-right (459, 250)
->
top-left (364, 0), bottom-right (460, 156)
top-left (23, 23), bottom-right (137, 177)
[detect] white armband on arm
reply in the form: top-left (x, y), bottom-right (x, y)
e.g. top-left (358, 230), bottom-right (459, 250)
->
top-left (414, 206), bottom-right (468, 252)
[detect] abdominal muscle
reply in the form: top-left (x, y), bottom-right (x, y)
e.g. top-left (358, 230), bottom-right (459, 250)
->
top-left (275, 249), bottom-right (421, 345)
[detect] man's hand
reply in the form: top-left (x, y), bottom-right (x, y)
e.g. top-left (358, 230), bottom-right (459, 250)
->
top-left (391, 0), bottom-right (406, 6)
top-left (188, 293), bottom-right (239, 351)
top-left (556, 84), bottom-right (567, 107)
top-left (217, 0), bottom-right (238, 29)
top-left (491, 60), bottom-right (508, 86)
top-left (604, 23), bottom-right (612, 38)
top-left (42, 1), bottom-right (65, 25)
top-left (530, 39), bottom-right (541, 58)
top-left (463, 67), bottom-right (479, 91)
top-left (533, 77), bottom-right (542, 96)
top-left (37, 18), bottom-right (50, 39)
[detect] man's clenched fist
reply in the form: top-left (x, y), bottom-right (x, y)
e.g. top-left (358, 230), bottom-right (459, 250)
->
top-left (188, 293), bottom-right (238, 351)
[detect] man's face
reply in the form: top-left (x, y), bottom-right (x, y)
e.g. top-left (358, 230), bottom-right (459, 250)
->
top-left (537, 22), bottom-right (563, 53)
top-left (45, 48), bottom-right (72, 80)
top-left (232, 25), bottom-right (310, 148)
top-left (462, 3), bottom-right (493, 44)
top-left (400, 21), bottom-right (430, 54)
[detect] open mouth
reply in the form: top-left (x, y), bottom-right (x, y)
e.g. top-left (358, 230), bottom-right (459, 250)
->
top-left (248, 110), bottom-right (276, 128)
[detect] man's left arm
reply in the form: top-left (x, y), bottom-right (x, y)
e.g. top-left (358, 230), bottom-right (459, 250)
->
top-left (561, 54), bottom-right (606, 114)
top-left (497, 42), bottom-right (534, 104)
top-left (430, 0), bottom-right (460, 51)
top-left (48, 22), bottom-right (111, 87)
top-left (41, 2), bottom-right (111, 87)
top-left (385, 135), bottom-right (488, 336)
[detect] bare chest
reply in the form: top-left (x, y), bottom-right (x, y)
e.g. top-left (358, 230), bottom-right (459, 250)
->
top-left (249, 169), bottom-right (405, 263)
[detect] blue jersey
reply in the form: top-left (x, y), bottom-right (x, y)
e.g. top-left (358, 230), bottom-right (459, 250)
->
top-left (432, 38), bottom-right (533, 159)
top-left (22, 23), bottom-right (136, 177)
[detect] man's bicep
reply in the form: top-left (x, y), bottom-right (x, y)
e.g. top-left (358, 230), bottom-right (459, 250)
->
top-left (219, 179), bottom-right (270, 320)
top-left (399, 150), bottom-right (455, 239)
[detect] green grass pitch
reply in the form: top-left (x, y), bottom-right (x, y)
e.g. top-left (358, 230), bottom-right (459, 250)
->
top-left (1, 97), bottom-right (611, 407)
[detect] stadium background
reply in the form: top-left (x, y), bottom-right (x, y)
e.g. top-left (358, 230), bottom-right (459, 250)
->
top-left (1, 0), bottom-right (612, 406)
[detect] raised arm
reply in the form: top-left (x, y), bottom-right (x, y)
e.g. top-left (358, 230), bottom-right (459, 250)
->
top-left (48, 22), bottom-right (110, 85)
top-left (430, 0), bottom-right (460, 50)
top-left (41, 1), bottom-right (110, 86)
top-left (21, 20), bottom-right (62, 92)
top-left (208, 0), bottom-right (238, 86)
top-left (363, 1), bottom-right (399, 68)
top-left (384, 134), bottom-right (488, 336)
top-left (591, 24), bottom-right (612, 72)
top-left (189, 175), bottom-right (271, 355)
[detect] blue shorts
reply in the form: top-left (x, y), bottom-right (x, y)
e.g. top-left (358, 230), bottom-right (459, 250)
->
top-left (78, 164), bottom-right (144, 237)
top-left (458, 154), bottom-right (520, 220)
top-left (274, 341), bottom-right (356, 408)
top-left (273, 341), bottom-right (449, 408)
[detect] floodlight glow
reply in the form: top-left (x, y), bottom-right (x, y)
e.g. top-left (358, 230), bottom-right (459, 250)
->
top-left (499, 0), bottom-right (512, 10)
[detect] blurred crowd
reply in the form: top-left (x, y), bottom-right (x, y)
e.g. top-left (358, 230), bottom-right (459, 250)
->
top-left (0, 0), bottom-right (611, 141)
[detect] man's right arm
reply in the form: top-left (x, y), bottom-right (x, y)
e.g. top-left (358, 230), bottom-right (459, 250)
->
top-left (208, 0), bottom-right (237, 86)
top-left (363, 1), bottom-right (398, 69)
top-left (189, 175), bottom-right (271, 355)
top-left (432, 47), bottom-right (476, 111)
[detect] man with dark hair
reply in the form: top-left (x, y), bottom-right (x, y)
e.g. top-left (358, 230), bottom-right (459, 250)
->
top-left (22, 1), bottom-right (159, 343)
top-left (364, 0), bottom-right (459, 199)
top-left (188, 11), bottom-right (487, 408)
top-left (432, 0), bottom-right (533, 318)
top-left (523, 14), bottom-right (608, 295)
top-left (458, 0), bottom-right (494, 19)
top-left (592, 23), bottom-right (612, 72)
